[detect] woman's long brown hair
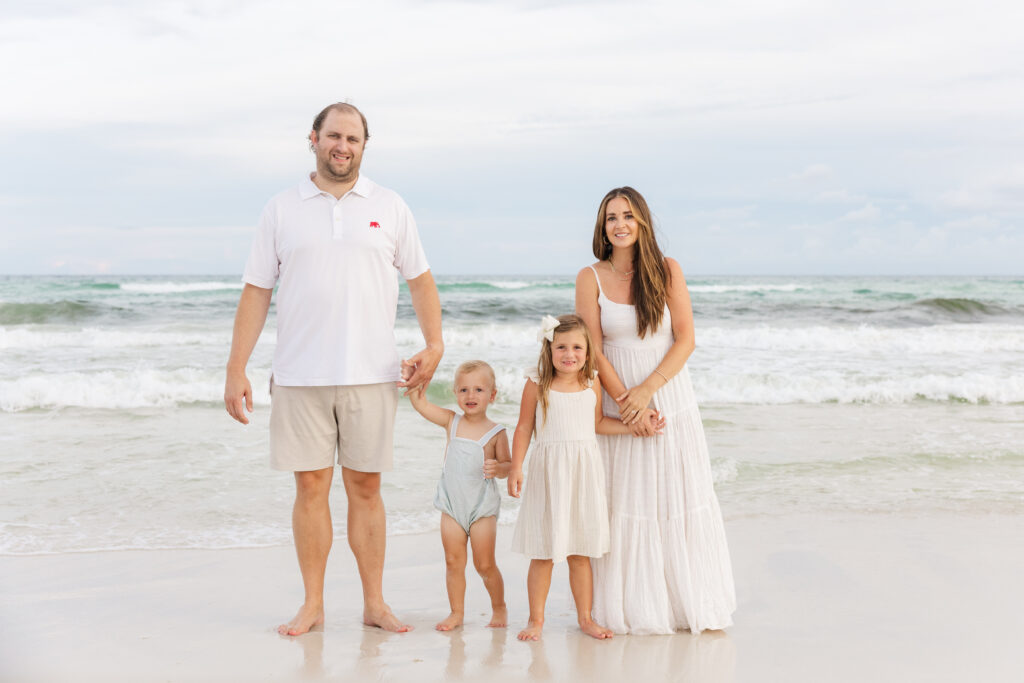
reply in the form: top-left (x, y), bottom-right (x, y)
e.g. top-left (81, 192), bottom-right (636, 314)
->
top-left (536, 314), bottom-right (597, 426)
top-left (591, 187), bottom-right (669, 338)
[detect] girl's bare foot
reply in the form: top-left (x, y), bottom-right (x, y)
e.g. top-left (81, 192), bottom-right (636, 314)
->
top-left (363, 605), bottom-right (412, 633)
top-left (579, 618), bottom-right (613, 640)
top-left (278, 603), bottom-right (325, 636)
top-left (517, 619), bottom-right (543, 641)
top-left (435, 611), bottom-right (464, 631)
top-left (487, 605), bottom-right (508, 628)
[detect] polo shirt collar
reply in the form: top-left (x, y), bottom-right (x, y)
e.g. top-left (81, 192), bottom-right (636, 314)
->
top-left (299, 173), bottom-right (374, 200)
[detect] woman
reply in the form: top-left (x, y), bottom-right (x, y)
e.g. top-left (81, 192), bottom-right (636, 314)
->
top-left (575, 187), bottom-right (735, 634)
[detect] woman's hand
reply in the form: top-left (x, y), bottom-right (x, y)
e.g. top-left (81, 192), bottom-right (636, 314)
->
top-left (616, 384), bottom-right (655, 424)
top-left (628, 408), bottom-right (664, 436)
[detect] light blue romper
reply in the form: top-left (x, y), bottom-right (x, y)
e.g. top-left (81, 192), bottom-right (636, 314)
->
top-left (433, 415), bottom-right (505, 534)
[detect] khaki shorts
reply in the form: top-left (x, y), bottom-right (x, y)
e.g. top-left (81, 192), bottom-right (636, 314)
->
top-left (269, 381), bottom-right (398, 472)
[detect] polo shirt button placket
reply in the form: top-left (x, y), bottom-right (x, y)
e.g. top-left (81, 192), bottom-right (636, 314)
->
top-left (332, 201), bottom-right (343, 239)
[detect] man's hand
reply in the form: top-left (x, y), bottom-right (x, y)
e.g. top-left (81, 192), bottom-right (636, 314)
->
top-left (397, 345), bottom-right (443, 395)
top-left (224, 367), bottom-right (254, 425)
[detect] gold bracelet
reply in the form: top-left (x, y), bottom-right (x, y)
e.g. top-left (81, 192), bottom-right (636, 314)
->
top-left (654, 369), bottom-right (669, 383)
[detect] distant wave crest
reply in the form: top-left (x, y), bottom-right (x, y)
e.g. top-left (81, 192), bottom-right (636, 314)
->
top-left (120, 281), bottom-right (244, 293)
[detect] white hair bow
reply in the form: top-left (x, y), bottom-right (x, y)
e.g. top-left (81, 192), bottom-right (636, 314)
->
top-left (537, 314), bottom-right (560, 342)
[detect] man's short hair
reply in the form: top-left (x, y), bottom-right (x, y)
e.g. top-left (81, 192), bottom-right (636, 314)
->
top-left (308, 103), bottom-right (370, 150)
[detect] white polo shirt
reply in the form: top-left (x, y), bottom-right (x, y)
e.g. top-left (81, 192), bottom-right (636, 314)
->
top-left (242, 174), bottom-right (429, 386)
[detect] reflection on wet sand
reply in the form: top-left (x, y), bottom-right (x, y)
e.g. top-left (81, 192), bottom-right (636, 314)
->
top-left (568, 630), bottom-right (736, 682)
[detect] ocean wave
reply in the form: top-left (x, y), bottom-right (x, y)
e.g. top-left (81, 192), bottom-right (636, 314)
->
top-left (694, 371), bottom-right (1024, 405)
top-left (689, 283), bottom-right (802, 293)
top-left (699, 323), bottom-right (1024, 354)
top-left (910, 297), bottom-right (1009, 319)
top-left (436, 280), bottom-right (573, 293)
top-left (0, 368), bottom-right (270, 412)
top-left (119, 281), bottom-right (244, 293)
top-left (0, 300), bottom-right (111, 324)
top-left (0, 327), bottom-right (273, 350)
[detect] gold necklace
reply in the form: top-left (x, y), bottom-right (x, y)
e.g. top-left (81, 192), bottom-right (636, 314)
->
top-left (608, 259), bottom-right (634, 280)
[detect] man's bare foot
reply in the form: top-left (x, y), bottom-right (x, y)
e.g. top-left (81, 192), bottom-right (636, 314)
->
top-left (517, 619), bottom-right (543, 641)
top-left (487, 605), bottom-right (508, 628)
top-left (277, 603), bottom-right (324, 636)
top-left (435, 611), bottom-right (463, 631)
top-left (363, 605), bottom-right (413, 633)
top-left (579, 618), bottom-right (613, 640)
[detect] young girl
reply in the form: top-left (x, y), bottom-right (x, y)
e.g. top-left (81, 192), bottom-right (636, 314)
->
top-left (508, 314), bottom-right (663, 641)
top-left (408, 360), bottom-right (512, 631)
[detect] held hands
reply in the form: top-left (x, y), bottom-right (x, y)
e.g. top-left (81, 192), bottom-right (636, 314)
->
top-left (398, 345), bottom-right (443, 396)
top-left (224, 368), bottom-right (254, 425)
top-left (615, 384), bottom-right (655, 425)
top-left (483, 459), bottom-right (498, 479)
top-left (629, 408), bottom-right (666, 437)
top-left (508, 468), bottom-right (524, 497)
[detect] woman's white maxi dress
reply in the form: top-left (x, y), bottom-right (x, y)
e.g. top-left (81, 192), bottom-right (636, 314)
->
top-left (590, 268), bottom-right (736, 634)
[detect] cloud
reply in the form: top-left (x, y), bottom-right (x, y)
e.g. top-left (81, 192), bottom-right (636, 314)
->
top-left (789, 164), bottom-right (833, 182)
top-left (839, 204), bottom-right (881, 223)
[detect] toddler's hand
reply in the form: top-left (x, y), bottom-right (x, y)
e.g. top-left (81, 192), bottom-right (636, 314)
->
top-left (483, 459), bottom-right (497, 479)
top-left (508, 469), bottom-right (523, 498)
top-left (400, 359), bottom-right (415, 383)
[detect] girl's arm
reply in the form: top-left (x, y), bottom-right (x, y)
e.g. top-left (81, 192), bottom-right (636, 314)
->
top-left (483, 429), bottom-right (512, 480)
top-left (593, 376), bottom-right (664, 435)
top-left (407, 384), bottom-right (455, 429)
top-left (615, 258), bottom-right (696, 424)
top-left (575, 267), bottom-right (629, 400)
top-left (508, 380), bottom-right (538, 498)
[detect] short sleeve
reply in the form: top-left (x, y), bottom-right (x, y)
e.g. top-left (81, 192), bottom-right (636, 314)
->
top-left (392, 197), bottom-right (429, 281)
top-left (241, 202), bottom-right (279, 289)
top-left (523, 367), bottom-right (540, 384)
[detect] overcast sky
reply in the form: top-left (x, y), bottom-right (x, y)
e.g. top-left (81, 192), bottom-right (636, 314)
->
top-left (2, 0), bottom-right (1022, 275)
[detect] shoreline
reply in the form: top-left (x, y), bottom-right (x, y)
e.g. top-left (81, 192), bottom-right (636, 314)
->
top-left (3, 513), bottom-right (1021, 682)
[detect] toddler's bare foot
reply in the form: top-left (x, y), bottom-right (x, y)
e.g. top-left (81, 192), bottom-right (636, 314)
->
top-left (487, 605), bottom-right (508, 628)
top-left (517, 619), bottom-right (543, 641)
top-left (579, 618), bottom-right (613, 640)
top-left (363, 604), bottom-right (412, 633)
top-left (277, 603), bottom-right (324, 636)
top-left (435, 611), bottom-right (464, 631)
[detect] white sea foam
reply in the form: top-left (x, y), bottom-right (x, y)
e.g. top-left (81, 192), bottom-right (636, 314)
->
top-left (0, 327), bottom-right (243, 349)
top-left (690, 283), bottom-right (801, 293)
top-left (699, 324), bottom-right (1024, 354)
top-left (0, 367), bottom-right (271, 412)
top-left (693, 371), bottom-right (1024, 405)
top-left (120, 281), bottom-right (243, 293)
top-left (489, 280), bottom-right (531, 289)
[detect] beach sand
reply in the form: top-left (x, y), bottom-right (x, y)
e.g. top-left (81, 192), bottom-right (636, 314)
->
top-left (2, 513), bottom-right (1021, 682)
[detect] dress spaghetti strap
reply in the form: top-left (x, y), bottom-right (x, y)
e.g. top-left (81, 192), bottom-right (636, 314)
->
top-left (587, 264), bottom-right (606, 299)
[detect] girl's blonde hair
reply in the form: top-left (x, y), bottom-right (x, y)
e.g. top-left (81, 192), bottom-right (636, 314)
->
top-left (591, 186), bottom-right (670, 338)
top-left (536, 314), bottom-right (597, 425)
top-left (454, 360), bottom-right (496, 390)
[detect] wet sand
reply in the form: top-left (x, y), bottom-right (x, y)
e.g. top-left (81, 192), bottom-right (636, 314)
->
top-left (2, 513), bottom-right (1021, 682)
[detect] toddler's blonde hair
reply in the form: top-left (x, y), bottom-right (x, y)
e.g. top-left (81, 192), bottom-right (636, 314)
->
top-left (455, 360), bottom-right (497, 390)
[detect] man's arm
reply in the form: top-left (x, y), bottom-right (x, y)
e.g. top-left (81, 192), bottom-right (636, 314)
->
top-left (399, 269), bottom-right (443, 394)
top-left (224, 284), bottom-right (273, 424)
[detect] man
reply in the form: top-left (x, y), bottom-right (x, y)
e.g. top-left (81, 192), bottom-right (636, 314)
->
top-left (224, 102), bottom-right (442, 636)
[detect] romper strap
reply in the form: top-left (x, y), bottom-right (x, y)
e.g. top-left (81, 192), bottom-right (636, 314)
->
top-left (448, 413), bottom-right (461, 440)
top-left (587, 264), bottom-right (606, 298)
top-left (478, 423), bottom-right (506, 445)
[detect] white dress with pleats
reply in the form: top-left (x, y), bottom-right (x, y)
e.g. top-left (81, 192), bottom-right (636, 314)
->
top-left (510, 375), bottom-right (610, 563)
top-left (589, 265), bottom-right (736, 634)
